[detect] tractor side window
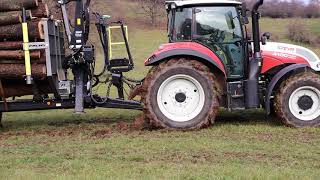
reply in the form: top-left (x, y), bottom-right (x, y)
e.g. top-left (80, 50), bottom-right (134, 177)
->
top-left (194, 7), bottom-right (245, 78)
top-left (173, 8), bottom-right (192, 41)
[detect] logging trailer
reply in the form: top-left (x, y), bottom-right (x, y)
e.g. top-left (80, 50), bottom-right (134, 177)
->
top-left (0, 0), bottom-right (319, 130)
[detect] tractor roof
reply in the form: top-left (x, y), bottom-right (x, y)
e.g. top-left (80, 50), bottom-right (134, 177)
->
top-left (166, 0), bottom-right (242, 7)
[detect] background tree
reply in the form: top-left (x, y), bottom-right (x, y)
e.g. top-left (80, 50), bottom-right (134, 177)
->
top-left (136, 0), bottom-right (164, 26)
top-left (244, 0), bottom-right (320, 18)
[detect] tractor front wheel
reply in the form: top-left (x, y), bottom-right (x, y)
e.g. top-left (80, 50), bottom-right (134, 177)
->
top-left (275, 72), bottom-right (320, 127)
top-left (142, 58), bottom-right (221, 130)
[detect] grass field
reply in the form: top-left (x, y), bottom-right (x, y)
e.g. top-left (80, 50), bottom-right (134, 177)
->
top-left (1, 110), bottom-right (320, 179)
top-left (0, 13), bottom-right (320, 179)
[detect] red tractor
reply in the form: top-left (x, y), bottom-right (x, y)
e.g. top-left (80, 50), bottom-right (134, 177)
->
top-left (134, 0), bottom-right (320, 129)
top-left (0, 0), bottom-right (319, 130)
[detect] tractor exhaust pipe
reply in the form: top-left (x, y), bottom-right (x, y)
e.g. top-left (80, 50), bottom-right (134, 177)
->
top-left (252, 0), bottom-right (264, 54)
top-left (245, 0), bottom-right (264, 108)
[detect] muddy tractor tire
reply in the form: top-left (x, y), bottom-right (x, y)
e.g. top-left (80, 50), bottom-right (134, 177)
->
top-left (274, 72), bottom-right (320, 127)
top-left (142, 58), bottom-right (221, 130)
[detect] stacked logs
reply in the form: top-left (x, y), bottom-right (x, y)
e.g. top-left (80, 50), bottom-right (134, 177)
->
top-left (0, 0), bottom-right (50, 79)
top-left (0, 0), bottom-right (52, 97)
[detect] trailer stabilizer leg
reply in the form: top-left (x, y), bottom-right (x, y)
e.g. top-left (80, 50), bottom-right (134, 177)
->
top-left (112, 73), bottom-right (125, 99)
top-left (74, 68), bottom-right (85, 114)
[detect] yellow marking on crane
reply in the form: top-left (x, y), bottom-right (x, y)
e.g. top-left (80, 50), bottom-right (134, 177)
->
top-left (77, 18), bottom-right (81, 25)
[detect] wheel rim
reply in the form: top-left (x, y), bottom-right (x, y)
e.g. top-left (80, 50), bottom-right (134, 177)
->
top-left (288, 86), bottom-right (320, 121)
top-left (157, 74), bottom-right (205, 122)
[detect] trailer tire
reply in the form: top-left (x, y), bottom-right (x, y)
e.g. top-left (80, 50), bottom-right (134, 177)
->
top-left (142, 58), bottom-right (221, 130)
top-left (274, 72), bottom-right (320, 127)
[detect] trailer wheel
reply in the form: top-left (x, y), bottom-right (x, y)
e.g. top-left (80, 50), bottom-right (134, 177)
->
top-left (142, 58), bottom-right (221, 130)
top-left (274, 72), bottom-right (320, 127)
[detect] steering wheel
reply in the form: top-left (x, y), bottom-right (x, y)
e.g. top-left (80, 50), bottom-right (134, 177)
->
top-left (209, 30), bottom-right (225, 43)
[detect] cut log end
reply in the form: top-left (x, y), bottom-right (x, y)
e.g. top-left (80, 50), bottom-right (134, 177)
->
top-left (38, 21), bottom-right (45, 40)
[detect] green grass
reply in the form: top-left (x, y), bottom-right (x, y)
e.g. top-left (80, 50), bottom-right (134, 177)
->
top-left (0, 16), bottom-right (320, 179)
top-left (0, 110), bottom-right (320, 179)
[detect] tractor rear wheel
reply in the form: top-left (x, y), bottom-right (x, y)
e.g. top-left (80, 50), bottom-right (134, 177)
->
top-left (142, 58), bottom-right (221, 130)
top-left (274, 72), bottom-right (320, 127)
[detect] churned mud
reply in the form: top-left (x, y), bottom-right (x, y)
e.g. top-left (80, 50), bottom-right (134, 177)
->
top-left (0, 116), bottom-right (149, 142)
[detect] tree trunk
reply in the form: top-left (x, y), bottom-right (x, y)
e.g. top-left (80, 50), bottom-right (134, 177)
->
top-left (0, 41), bottom-right (23, 50)
top-left (0, 10), bottom-right (32, 26)
top-left (0, 0), bottom-right (38, 12)
top-left (0, 50), bottom-right (41, 60)
top-left (31, 2), bottom-right (50, 18)
top-left (0, 64), bottom-right (46, 80)
top-left (0, 20), bottom-right (44, 41)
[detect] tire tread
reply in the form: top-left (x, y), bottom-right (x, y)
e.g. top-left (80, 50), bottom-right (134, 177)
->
top-left (141, 58), bottom-right (222, 130)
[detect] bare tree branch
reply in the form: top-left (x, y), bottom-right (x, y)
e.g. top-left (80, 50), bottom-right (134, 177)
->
top-left (136, 0), bottom-right (164, 26)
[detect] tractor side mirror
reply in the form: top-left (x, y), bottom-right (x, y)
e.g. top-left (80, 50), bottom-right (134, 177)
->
top-left (241, 3), bottom-right (249, 24)
top-left (225, 11), bottom-right (236, 30)
top-left (261, 32), bottom-right (271, 45)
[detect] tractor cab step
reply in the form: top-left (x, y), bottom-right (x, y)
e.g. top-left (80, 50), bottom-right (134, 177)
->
top-left (227, 81), bottom-right (245, 110)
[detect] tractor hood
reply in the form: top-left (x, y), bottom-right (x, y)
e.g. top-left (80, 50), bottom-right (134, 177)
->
top-left (261, 42), bottom-right (320, 72)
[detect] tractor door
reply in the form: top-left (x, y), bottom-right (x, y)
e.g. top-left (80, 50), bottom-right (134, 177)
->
top-left (193, 6), bottom-right (245, 79)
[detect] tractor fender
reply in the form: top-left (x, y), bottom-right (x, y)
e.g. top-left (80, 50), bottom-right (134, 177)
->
top-left (265, 64), bottom-right (309, 114)
top-left (144, 42), bottom-right (226, 76)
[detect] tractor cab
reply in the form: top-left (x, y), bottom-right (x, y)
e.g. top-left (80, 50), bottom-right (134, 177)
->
top-left (166, 0), bottom-right (248, 78)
